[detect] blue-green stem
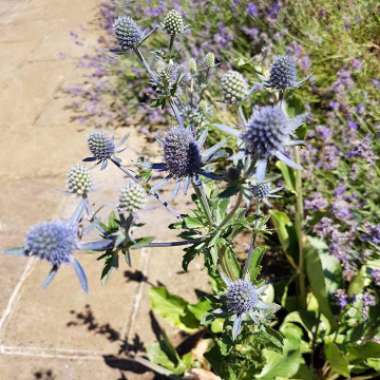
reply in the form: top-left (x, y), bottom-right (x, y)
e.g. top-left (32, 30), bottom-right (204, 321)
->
top-left (133, 47), bottom-right (155, 78)
top-left (294, 146), bottom-right (306, 308)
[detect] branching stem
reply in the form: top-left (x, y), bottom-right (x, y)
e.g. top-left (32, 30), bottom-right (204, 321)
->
top-left (294, 146), bottom-right (306, 308)
top-left (133, 47), bottom-right (155, 78)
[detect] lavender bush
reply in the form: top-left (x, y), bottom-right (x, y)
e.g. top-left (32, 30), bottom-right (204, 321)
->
top-left (4, 1), bottom-right (380, 379)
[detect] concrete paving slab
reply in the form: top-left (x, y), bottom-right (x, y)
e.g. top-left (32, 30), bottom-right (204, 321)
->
top-left (0, 60), bottom-right (75, 124)
top-left (0, 355), bottom-right (153, 380)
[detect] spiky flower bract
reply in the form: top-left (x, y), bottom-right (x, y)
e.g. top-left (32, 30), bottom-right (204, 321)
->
top-left (25, 221), bottom-right (76, 266)
top-left (220, 276), bottom-right (280, 340)
top-left (250, 183), bottom-right (271, 201)
top-left (118, 181), bottom-right (147, 214)
top-left (67, 165), bottom-right (92, 197)
top-left (163, 128), bottom-right (202, 178)
top-left (163, 10), bottom-right (184, 36)
top-left (226, 279), bottom-right (258, 315)
top-left (241, 104), bottom-right (305, 180)
top-left (113, 16), bottom-right (142, 50)
top-left (266, 56), bottom-right (298, 90)
top-left (150, 128), bottom-right (224, 196)
top-left (221, 70), bottom-right (248, 104)
top-left (87, 131), bottom-right (116, 164)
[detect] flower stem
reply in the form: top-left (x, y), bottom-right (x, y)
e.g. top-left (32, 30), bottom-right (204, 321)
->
top-left (169, 99), bottom-right (184, 127)
top-left (169, 34), bottom-right (175, 55)
top-left (192, 180), bottom-right (213, 227)
top-left (133, 47), bottom-right (155, 78)
top-left (294, 146), bottom-right (306, 308)
top-left (131, 239), bottom-right (202, 249)
top-left (238, 106), bottom-right (247, 127)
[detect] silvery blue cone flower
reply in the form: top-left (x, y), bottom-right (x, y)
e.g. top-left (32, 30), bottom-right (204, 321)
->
top-left (265, 56), bottom-right (308, 91)
top-left (148, 127), bottom-right (225, 196)
top-left (216, 272), bottom-right (280, 340)
top-left (84, 131), bottom-right (130, 171)
top-left (243, 181), bottom-right (282, 207)
top-left (113, 16), bottom-right (143, 51)
top-left (3, 208), bottom-right (112, 292)
top-left (217, 104), bottom-right (306, 181)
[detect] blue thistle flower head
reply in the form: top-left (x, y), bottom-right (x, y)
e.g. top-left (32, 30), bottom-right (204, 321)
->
top-left (163, 128), bottom-right (202, 178)
top-left (149, 128), bottom-right (225, 197)
top-left (219, 276), bottom-right (280, 340)
top-left (226, 279), bottom-right (258, 315)
top-left (241, 104), bottom-right (305, 181)
top-left (250, 183), bottom-right (271, 201)
top-left (113, 16), bottom-right (142, 50)
top-left (242, 105), bottom-right (289, 159)
top-left (266, 56), bottom-right (298, 90)
top-left (25, 221), bottom-right (77, 266)
top-left (87, 131), bottom-right (115, 161)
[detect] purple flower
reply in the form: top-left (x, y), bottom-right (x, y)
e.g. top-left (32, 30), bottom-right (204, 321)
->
top-left (332, 199), bottom-right (352, 220)
top-left (372, 79), bottom-right (380, 89)
top-left (334, 184), bottom-right (346, 197)
top-left (247, 3), bottom-right (258, 17)
top-left (371, 269), bottom-right (380, 286)
top-left (305, 192), bottom-right (328, 211)
top-left (347, 120), bottom-right (358, 130)
top-left (335, 289), bottom-right (348, 309)
top-left (363, 292), bottom-right (376, 307)
top-left (315, 125), bottom-right (331, 139)
top-left (329, 101), bottom-right (340, 111)
top-left (300, 55), bottom-right (311, 72)
top-left (351, 58), bottom-right (363, 71)
top-left (321, 144), bottom-right (340, 170)
top-left (362, 223), bottom-right (380, 245)
top-left (313, 217), bottom-right (334, 238)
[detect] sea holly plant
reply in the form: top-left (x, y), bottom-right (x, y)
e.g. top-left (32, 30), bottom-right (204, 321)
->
top-left (3, 6), bottom-right (380, 380)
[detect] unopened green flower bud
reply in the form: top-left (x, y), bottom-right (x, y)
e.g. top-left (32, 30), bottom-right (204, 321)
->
top-left (163, 10), bottom-right (184, 36)
top-left (67, 165), bottom-right (92, 197)
top-left (204, 52), bottom-right (215, 68)
top-left (221, 70), bottom-right (249, 104)
top-left (189, 58), bottom-right (197, 74)
top-left (118, 181), bottom-right (146, 214)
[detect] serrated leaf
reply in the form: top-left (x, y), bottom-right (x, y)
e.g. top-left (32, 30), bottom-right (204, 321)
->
top-left (149, 287), bottom-right (198, 333)
top-left (325, 343), bottom-right (350, 377)
top-left (187, 299), bottom-right (211, 321)
top-left (347, 342), bottom-right (380, 360)
top-left (131, 236), bottom-right (155, 249)
top-left (184, 216), bottom-right (204, 229)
